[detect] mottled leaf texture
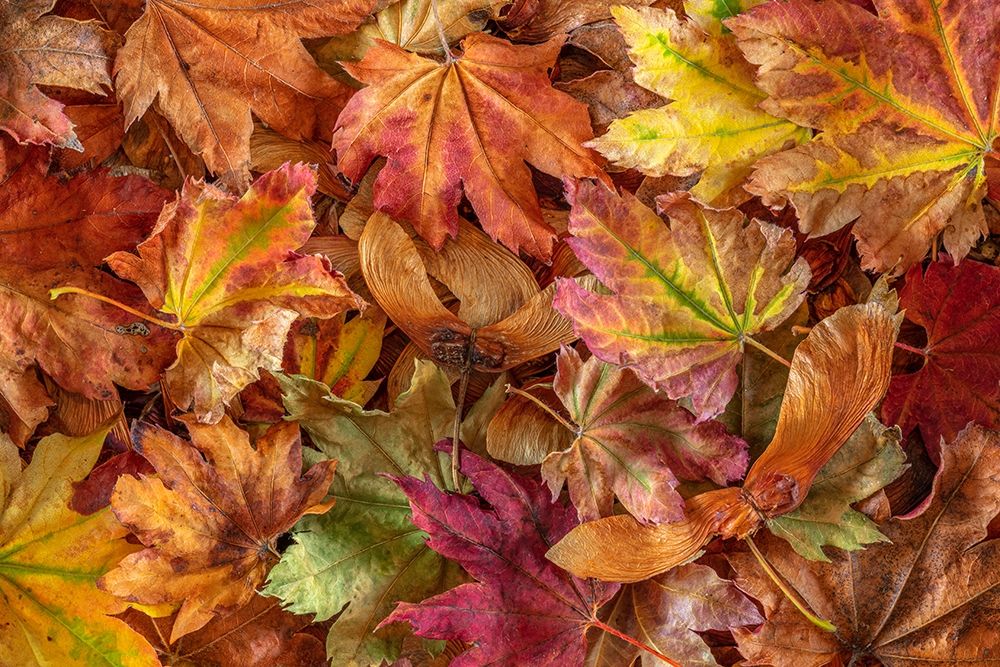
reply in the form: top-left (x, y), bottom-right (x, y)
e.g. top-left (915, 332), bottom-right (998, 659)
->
top-left (882, 258), bottom-right (1000, 458)
top-left (333, 34), bottom-right (606, 259)
top-left (122, 594), bottom-right (326, 667)
top-left (99, 163), bottom-right (362, 423)
top-left (0, 146), bottom-right (173, 444)
top-left (114, 0), bottom-right (372, 186)
top-left (99, 416), bottom-right (337, 642)
top-left (587, 564), bottom-right (762, 667)
top-left (767, 414), bottom-right (906, 561)
top-left (0, 0), bottom-right (117, 148)
top-left (730, 0), bottom-right (999, 273)
top-left (382, 448), bottom-right (619, 666)
top-left (555, 179), bottom-right (809, 421)
top-left (591, 5), bottom-right (808, 202)
top-left (267, 362), bottom-right (499, 664)
top-left (490, 346), bottom-right (749, 524)
top-left (732, 425), bottom-right (1000, 666)
top-left (0, 429), bottom-right (158, 666)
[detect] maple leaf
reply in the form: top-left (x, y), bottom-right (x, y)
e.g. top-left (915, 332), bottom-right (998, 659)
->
top-left (122, 594), bottom-right (326, 667)
top-left (55, 163), bottom-right (364, 423)
top-left (113, 0), bottom-right (372, 187)
top-left (0, 0), bottom-right (117, 148)
top-left (547, 296), bottom-right (900, 582)
top-left (0, 428), bottom-right (159, 666)
top-left (488, 346), bottom-right (749, 524)
top-left (381, 447), bottom-right (620, 666)
top-left (333, 34), bottom-right (606, 259)
top-left (266, 361), bottom-right (503, 664)
top-left (881, 258), bottom-right (1000, 459)
top-left (555, 179), bottom-right (810, 421)
top-left (729, 0), bottom-right (998, 274)
top-left (99, 416), bottom-right (337, 641)
top-left (0, 145), bottom-right (173, 444)
top-left (590, 5), bottom-right (808, 203)
top-left (587, 564), bottom-right (763, 667)
top-left (731, 425), bottom-right (1000, 666)
top-left (767, 414), bottom-right (906, 561)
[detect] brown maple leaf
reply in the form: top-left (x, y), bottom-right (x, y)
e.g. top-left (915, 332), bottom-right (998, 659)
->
top-left (99, 416), bottom-right (337, 641)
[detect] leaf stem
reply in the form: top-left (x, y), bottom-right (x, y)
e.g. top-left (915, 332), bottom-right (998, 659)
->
top-left (893, 341), bottom-right (927, 357)
top-left (50, 286), bottom-right (182, 331)
top-left (745, 336), bottom-right (792, 369)
top-left (590, 619), bottom-right (681, 666)
top-left (745, 535), bottom-right (837, 633)
top-left (429, 0), bottom-right (455, 63)
top-left (505, 385), bottom-right (576, 433)
top-left (450, 329), bottom-right (477, 490)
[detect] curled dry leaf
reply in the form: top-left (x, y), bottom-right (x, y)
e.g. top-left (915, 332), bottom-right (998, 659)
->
top-left (99, 416), bottom-right (337, 641)
top-left (547, 296), bottom-right (900, 582)
top-left (488, 346), bottom-right (748, 524)
top-left (590, 5), bottom-right (808, 203)
top-left (359, 211), bottom-right (585, 372)
top-left (731, 425), bottom-right (1000, 666)
top-left (730, 0), bottom-right (997, 274)
top-left (71, 163), bottom-right (363, 423)
top-left (555, 179), bottom-right (809, 421)
top-left (114, 0), bottom-right (372, 186)
top-left (333, 34), bottom-right (606, 259)
top-left (0, 0), bottom-right (117, 148)
top-left (498, 0), bottom-right (655, 43)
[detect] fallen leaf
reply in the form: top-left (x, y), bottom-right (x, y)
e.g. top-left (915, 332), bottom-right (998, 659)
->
top-left (114, 0), bottom-right (372, 186)
top-left (730, 0), bottom-right (997, 273)
top-left (555, 179), bottom-right (809, 421)
top-left (0, 428), bottom-right (159, 666)
top-left (0, 0), bottom-right (117, 148)
top-left (882, 258), bottom-right (1000, 459)
top-left (731, 425), bottom-right (1000, 666)
top-left (498, 0), bottom-right (655, 43)
top-left (266, 361), bottom-right (501, 664)
top-left (488, 346), bottom-right (748, 524)
top-left (99, 416), bottom-right (337, 641)
top-left (86, 163), bottom-right (363, 423)
top-left (333, 34), bottom-right (605, 259)
top-left (587, 564), bottom-right (763, 667)
top-left (590, 5), bottom-right (808, 202)
top-left (381, 447), bottom-right (619, 666)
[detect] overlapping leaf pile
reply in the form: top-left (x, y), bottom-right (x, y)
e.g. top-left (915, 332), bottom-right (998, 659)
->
top-left (2, 0), bottom-right (1000, 665)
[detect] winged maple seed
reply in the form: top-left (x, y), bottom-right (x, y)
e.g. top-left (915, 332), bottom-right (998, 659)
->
top-left (547, 295), bottom-right (900, 582)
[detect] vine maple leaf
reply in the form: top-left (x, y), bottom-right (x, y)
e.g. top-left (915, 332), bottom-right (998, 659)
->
top-left (881, 258), bottom-right (1000, 459)
top-left (731, 425), bottom-right (1000, 666)
top-left (381, 447), bottom-right (620, 666)
top-left (99, 416), bottom-right (337, 642)
top-left (266, 362), bottom-right (502, 664)
top-left (113, 0), bottom-right (373, 187)
top-left (0, 145), bottom-right (173, 444)
top-left (730, 0), bottom-right (998, 274)
top-left (54, 163), bottom-right (363, 423)
top-left (555, 179), bottom-right (810, 421)
top-left (0, 0), bottom-right (117, 148)
top-left (488, 346), bottom-right (748, 524)
top-left (590, 5), bottom-right (808, 203)
top-left (333, 34), bottom-right (606, 260)
top-left (0, 428), bottom-right (158, 666)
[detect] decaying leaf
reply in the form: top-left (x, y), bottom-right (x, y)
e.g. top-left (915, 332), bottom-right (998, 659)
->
top-left (266, 362), bottom-right (500, 664)
top-left (0, 428), bottom-right (159, 666)
top-left (731, 425), bottom-right (1000, 666)
top-left (114, 0), bottom-right (372, 186)
top-left (730, 0), bottom-right (998, 273)
top-left (488, 346), bottom-right (748, 524)
top-left (555, 179), bottom-right (810, 421)
top-left (547, 296), bottom-right (899, 582)
top-left (67, 163), bottom-right (363, 423)
top-left (333, 34), bottom-right (606, 259)
top-left (99, 416), bottom-right (337, 641)
top-left (382, 447), bottom-right (619, 666)
top-left (590, 5), bottom-right (808, 202)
